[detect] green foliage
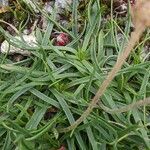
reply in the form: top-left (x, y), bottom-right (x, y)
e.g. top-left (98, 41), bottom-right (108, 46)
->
top-left (0, 0), bottom-right (150, 149)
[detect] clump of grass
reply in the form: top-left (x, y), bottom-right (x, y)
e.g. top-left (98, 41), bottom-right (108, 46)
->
top-left (0, 1), bottom-right (150, 149)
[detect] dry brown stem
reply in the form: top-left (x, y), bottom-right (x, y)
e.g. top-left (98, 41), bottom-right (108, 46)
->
top-left (100, 97), bottom-right (150, 114)
top-left (59, 0), bottom-right (150, 133)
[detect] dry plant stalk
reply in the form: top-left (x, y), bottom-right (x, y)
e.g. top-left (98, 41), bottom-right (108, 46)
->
top-left (59, 0), bottom-right (150, 133)
top-left (100, 97), bottom-right (150, 114)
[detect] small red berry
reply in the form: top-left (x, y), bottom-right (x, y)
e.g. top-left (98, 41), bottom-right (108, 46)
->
top-left (55, 33), bottom-right (69, 46)
top-left (57, 145), bottom-right (66, 150)
top-left (130, 0), bottom-right (135, 5)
